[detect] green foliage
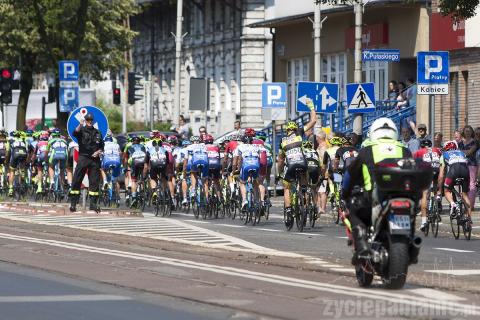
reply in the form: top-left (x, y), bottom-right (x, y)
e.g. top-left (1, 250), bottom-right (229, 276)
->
top-left (438, 0), bottom-right (480, 20)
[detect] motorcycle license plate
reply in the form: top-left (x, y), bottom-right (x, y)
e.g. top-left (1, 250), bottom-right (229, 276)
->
top-left (388, 214), bottom-right (410, 234)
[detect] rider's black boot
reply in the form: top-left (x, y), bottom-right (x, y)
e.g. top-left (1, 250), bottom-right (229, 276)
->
top-left (89, 196), bottom-right (100, 213)
top-left (352, 226), bottom-right (369, 257)
top-left (70, 195), bottom-right (79, 212)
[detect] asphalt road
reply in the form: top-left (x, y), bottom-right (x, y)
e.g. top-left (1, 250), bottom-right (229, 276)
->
top-left (0, 262), bottom-right (236, 320)
top-left (0, 198), bottom-right (479, 319)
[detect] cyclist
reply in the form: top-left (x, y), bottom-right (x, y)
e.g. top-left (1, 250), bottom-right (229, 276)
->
top-left (32, 131), bottom-right (49, 194)
top-left (160, 134), bottom-right (176, 208)
top-left (203, 133), bottom-right (222, 202)
top-left (46, 129), bottom-right (68, 193)
top-left (233, 128), bottom-right (261, 211)
top-left (413, 139), bottom-right (442, 231)
top-left (123, 135), bottom-right (134, 202)
top-left (146, 133), bottom-right (169, 203)
top-left (183, 135), bottom-right (208, 202)
top-left (101, 134), bottom-right (122, 200)
top-left (251, 132), bottom-right (269, 208)
top-left (126, 135), bottom-right (147, 205)
top-left (224, 133), bottom-right (243, 194)
top-left (334, 136), bottom-right (358, 173)
top-left (0, 129), bottom-right (10, 191)
top-left (303, 140), bottom-right (322, 216)
top-left (255, 131), bottom-right (273, 184)
top-left (438, 140), bottom-right (472, 222)
top-left (8, 130), bottom-right (29, 197)
top-left (277, 98), bottom-right (317, 220)
top-left (343, 118), bottom-right (411, 257)
top-left (179, 139), bottom-right (191, 206)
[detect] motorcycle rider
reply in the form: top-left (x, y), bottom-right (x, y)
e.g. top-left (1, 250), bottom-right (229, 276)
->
top-left (343, 118), bottom-right (411, 257)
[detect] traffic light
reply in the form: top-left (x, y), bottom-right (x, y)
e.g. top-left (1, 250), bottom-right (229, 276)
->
top-left (128, 72), bottom-right (143, 105)
top-left (113, 87), bottom-right (121, 105)
top-left (0, 68), bottom-right (13, 104)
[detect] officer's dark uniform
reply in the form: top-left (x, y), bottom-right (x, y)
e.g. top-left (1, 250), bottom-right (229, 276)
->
top-left (70, 113), bottom-right (104, 211)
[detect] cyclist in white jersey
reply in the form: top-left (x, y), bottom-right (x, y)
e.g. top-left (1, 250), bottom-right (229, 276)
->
top-left (183, 136), bottom-right (208, 200)
top-left (101, 135), bottom-right (122, 195)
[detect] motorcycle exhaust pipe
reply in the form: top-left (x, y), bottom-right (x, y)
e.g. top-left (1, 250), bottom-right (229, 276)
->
top-left (409, 236), bottom-right (422, 264)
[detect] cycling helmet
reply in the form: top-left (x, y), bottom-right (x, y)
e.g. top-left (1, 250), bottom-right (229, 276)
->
top-left (201, 134), bottom-right (214, 144)
top-left (244, 128), bottom-right (256, 137)
top-left (150, 130), bottom-right (160, 138)
top-left (420, 139), bottom-right (432, 148)
top-left (9, 130), bottom-right (15, 137)
top-left (343, 136), bottom-right (353, 146)
top-left (39, 131), bottom-right (49, 141)
top-left (182, 140), bottom-right (191, 147)
top-left (50, 128), bottom-right (60, 137)
top-left (132, 135), bottom-right (141, 143)
top-left (302, 140), bottom-right (313, 149)
top-left (329, 136), bottom-right (344, 146)
top-left (104, 135), bottom-right (113, 142)
top-left (167, 135), bottom-right (178, 145)
top-left (0, 129), bottom-right (7, 137)
top-left (190, 135), bottom-right (200, 143)
top-left (369, 118), bottom-right (398, 140)
top-left (25, 129), bottom-right (33, 136)
top-left (285, 121), bottom-right (298, 131)
top-left (443, 140), bottom-right (458, 151)
top-left (157, 134), bottom-right (166, 142)
top-left (256, 131), bottom-right (267, 141)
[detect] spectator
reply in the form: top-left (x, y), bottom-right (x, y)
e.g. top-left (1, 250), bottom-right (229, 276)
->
top-left (433, 132), bottom-right (443, 148)
top-left (415, 123), bottom-right (431, 144)
top-left (405, 78), bottom-right (417, 106)
top-left (401, 127), bottom-right (420, 153)
top-left (454, 129), bottom-right (462, 145)
top-left (475, 127), bottom-right (480, 143)
top-left (388, 81), bottom-right (398, 106)
top-left (316, 130), bottom-right (329, 216)
top-left (174, 115), bottom-right (190, 140)
top-left (199, 126), bottom-right (207, 135)
top-left (234, 120), bottom-right (241, 131)
top-left (459, 125), bottom-right (478, 209)
top-left (396, 82), bottom-right (408, 109)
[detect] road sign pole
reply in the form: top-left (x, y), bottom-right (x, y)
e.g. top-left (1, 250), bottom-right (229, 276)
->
top-left (0, 101), bottom-right (3, 128)
top-left (352, 0), bottom-right (363, 135)
top-left (173, 0), bottom-right (184, 128)
top-left (314, 0), bottom-right (323, 128)
top-left (272, 120), bottom-right (277, 195)
top-left (41, 97), bottom-right (46, 128)
top-left (430, 94), bottom-right (435, 136)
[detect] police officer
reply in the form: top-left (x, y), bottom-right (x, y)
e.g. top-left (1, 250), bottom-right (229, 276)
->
top-left (70, 112), bottom-right (104, 212)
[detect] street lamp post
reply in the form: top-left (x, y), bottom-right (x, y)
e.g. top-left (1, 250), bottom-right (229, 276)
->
top-left (352, 0), bottom-right (363, 135)
top-left (173, 0), bottom-right (184, 128)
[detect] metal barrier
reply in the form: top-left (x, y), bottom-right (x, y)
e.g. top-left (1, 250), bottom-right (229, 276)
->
top-left (262, 99), bottom-right (416, 146)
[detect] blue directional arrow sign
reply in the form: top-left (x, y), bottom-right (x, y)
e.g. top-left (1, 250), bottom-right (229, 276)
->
top-left (346, 83), bottom-right (376, 113)
top-left (296, 82), bottom-right (338, 113)
top-left (67, 106), bottom-right (109, 143)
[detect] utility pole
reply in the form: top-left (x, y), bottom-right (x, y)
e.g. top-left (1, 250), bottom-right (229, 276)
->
top-left (352, 0), bottom-right (363, 135)
top-left (314, 0), bottom-right (322, 128)
top-left (173, 0), bottom-right (184, 128)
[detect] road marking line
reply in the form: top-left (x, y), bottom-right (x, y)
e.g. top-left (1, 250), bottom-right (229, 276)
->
top-left (329, 268), bottom-right (355, 273)
top-left (424, 269), bottom-right (480, 276)
top-left (336, 236), bottom-right (349, 239)
top-left (215, 224), bottom-right (245, 228)
top-left (255, 228), bottom-right (282, 232)
top-left (0, 294), bottom-right (130, 303)
top-left (0, 232), bottom-right (477, 315)
top-left (434, 248), bottom-right (475, 253)
top-left (294, 232), bottom-right (326, 237)
top-left (183, 220), bottom-right (210, 224)
top-left (408, 288), bottom-right (466, 302)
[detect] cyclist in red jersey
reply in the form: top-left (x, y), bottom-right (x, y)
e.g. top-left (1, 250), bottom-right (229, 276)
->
top-left (223, 133), bottom-right (243, 193)
top-left (413, 139), bottom-right (442, 231)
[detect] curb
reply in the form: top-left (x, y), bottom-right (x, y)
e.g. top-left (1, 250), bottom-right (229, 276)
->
top-left (0, 202), bottom-right (143, 218)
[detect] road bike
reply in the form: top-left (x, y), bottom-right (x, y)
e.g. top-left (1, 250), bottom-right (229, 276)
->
top-left (423, 180), bottom-right (442, 237)
top-left (450, 178), bottom-right (472, 240)
top-left (284, 168), bottom-right (308, 232)
top-left (101, 165), bottom-right (120, 208)
top-left (243, 169), bottom-right (261, 225)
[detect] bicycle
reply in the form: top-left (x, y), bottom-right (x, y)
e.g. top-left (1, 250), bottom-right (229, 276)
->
top-left (153, 176), bottom-right (172, 217)
top-left (242, 169), bottom-right (260, 225)
top-left (102, 165), bottom-right (120, 208)
top-left (12, 164), bottom-right (28, 201)
top-left (192, 167), bottom-right (208, 220)
top-left (48, 161), bottom-right (65, 203)
top-left (423, 181), bottom-right (442, 237)
top-left (130, 172), bottom-right (147, 211)
top-left (284, 168), bottom-right (308, 232)
top-left (450, 178), bottom-right (472, 240)
top-left (329, 172), bottom-right (342, 225)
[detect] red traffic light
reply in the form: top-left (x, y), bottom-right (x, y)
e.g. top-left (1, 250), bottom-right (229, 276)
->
top-left (114, 88), bottom-right (120, 95)
top-left (1, 69), bottom-right (11, 79)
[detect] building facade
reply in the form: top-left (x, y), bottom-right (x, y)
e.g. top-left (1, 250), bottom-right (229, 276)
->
top-left (131, 0), bottom-right (272, 135)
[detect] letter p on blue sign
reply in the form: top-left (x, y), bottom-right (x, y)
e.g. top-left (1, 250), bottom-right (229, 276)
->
top-left (262, 82), bottom-right (287, 108)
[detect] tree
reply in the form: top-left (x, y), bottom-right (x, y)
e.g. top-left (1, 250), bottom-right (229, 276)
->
top-left (437, 0), bottom-right (480, 20)
top-left (0, 0), bottom-right (138, 131)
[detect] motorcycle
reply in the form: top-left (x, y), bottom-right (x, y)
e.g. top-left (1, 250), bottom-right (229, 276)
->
top-left (351, 158), bottom-right (432, 289)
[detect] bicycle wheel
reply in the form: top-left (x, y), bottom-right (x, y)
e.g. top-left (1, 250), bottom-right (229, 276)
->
top-left (431, 202), bottom-right (440, 238)
top-left (450, 214), bottom-right (460, 240)
top-left (296, 192), bottom-right (306, 232)
top-left (284, 207), bottom-right (294, 231)
top-left (165, 189), bottom-right (172, 217)
top-left (193, 198), bottom-right (200, 219)
top-left (461, 203), bottom-right (471, 240)
top-left (330, 198), bottom-right (339, 224)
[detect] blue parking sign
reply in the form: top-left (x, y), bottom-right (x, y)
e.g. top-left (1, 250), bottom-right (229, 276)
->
top-left (417, 51), bottom-right (449, 95)
top-left (262, 83), bottom-right (287, 108)
top-left (59, 60), bottom-right (80, 112)
top-left (67, 106), bottom-right (109, 143)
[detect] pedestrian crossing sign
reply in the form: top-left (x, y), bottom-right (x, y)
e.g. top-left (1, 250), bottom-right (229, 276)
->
top-left (346, 83), bottom-right (376, 113)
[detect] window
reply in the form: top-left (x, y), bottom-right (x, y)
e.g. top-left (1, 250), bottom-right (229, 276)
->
top-left (362, 60), bottom-right (389, 101)
top-left (286, 57), bottom-right (310, 117)
top-left (322, 53), bottom-right (347, 101)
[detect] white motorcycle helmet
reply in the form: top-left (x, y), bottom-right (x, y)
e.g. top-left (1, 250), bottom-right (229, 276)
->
top-left (369, 117), bottom-right (398, 141)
